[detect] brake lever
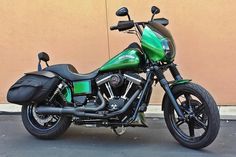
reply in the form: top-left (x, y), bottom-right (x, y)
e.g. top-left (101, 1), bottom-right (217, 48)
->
top-left (124, 29), bottom-right (136, 34)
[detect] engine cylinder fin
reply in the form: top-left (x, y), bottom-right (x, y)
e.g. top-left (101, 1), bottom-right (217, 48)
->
top-left (121, 81), bottom-right (133, 99)
top-left (105, 83), bottom-right (114, 99)
top-left (124, 74), bottom-right (142, 85)
top-left (96, 75), bottom-right (112, 86)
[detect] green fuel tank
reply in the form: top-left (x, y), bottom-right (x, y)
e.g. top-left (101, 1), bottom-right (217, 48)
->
top-left (100, 47), bottom-right (144, 72)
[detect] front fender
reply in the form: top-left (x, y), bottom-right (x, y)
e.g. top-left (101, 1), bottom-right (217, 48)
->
top-left (161, 79), bottom-right (192, 111)
top-left (170, 79), bottom-right (192, 88)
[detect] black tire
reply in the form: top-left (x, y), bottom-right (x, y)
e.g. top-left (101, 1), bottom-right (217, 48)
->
top-left (163, 83), bottom-right (220, 149)
top-left (21, 104), bottom-right (72, 139)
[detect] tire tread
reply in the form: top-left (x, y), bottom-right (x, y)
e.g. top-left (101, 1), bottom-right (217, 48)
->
top-left (163, 83), bottom-right (220, 149)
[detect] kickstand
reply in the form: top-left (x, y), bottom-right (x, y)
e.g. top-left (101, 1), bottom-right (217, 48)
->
top-left (112, 126), bottom-right (126, 136)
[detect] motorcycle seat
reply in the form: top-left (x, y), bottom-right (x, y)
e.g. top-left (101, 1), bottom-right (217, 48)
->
top-left (44, 64), bottom-right (99, 81)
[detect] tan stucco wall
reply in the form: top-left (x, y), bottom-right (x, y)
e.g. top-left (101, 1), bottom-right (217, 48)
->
top-left (0, 0), bottom-right (236, 105)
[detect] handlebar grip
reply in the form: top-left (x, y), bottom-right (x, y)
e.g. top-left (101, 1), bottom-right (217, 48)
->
top-left (110, 25), bottom-right (118, 30)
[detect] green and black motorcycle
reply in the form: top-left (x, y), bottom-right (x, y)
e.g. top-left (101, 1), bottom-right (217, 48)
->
top-left (7, 6), bottom-right (220, 149)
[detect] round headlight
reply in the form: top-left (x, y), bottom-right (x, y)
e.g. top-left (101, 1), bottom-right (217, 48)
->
top-left (161, 39), bottom-right (175, 61)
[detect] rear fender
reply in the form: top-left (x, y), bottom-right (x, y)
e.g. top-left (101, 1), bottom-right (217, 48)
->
top-left (62, 86), bottom-right (72, 103)
top-left (25, 71), bottom-right (58, 78)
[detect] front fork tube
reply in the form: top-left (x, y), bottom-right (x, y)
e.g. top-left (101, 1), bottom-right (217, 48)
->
top-left (131, 72), bottom-right (154, 122)
top-left (154, 66), bottom-right (185, 120)
top-left (169, 63), bottom-right (183, 81)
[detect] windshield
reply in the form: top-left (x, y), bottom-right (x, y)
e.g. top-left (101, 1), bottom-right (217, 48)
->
top-left (147, 22), bottom-right (175, 45)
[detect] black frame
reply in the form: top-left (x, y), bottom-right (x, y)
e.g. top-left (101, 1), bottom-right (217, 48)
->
top-left (128, 62), bottom-right (185, 123)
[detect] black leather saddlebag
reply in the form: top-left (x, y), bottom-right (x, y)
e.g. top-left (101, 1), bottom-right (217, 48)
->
top-left (7, 71), bottom-right (60, 105)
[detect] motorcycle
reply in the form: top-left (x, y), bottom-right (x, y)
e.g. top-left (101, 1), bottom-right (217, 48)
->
top-left (7, 6), bottom-right (220, 149)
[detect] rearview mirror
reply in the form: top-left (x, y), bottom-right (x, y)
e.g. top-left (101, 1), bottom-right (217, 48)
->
top-left (151, 6), bottom-right (160, 21)
top-left (116, 7), bottom-right (129, 17)
top-left (151, 6), bottom-right (160, 15)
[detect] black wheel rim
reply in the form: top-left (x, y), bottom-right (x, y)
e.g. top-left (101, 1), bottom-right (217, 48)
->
top-left (26, 104), bottom-right (61, 131)
top-left (169, 92), bottom-right (209, 142)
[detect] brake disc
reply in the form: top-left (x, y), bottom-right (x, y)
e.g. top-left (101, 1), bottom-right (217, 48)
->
top-left (32, 105), bottom-right (53, 125)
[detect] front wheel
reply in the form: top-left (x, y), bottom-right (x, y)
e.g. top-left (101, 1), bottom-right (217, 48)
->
top-left (163, 83), bottom-right (220, 149)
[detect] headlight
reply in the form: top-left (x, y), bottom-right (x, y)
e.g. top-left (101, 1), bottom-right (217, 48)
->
top-left (161, 39), bottom-right (175, 61)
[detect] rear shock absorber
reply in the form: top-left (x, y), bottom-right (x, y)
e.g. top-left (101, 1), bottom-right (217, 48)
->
top-left (49, 82), bottom-right (67, 102)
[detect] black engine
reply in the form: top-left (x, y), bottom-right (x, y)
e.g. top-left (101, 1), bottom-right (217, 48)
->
top-left (96, 72), bottom-right (144, 112)
top-left (109, 74), bottom-right (124, 88)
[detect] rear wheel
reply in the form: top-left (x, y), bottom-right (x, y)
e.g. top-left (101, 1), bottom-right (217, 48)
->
top-left (21, 104), bottom-right (72, 139)
top-left (163, 83), bottom-right (220, 149)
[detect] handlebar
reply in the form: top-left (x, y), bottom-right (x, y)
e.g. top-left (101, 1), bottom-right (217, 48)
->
top-left (110, 21), bottom-right (134, 31)
top-left (110, 18), bottom-right (169, 31)
top-left (110, 25), bottom-right (118, 30)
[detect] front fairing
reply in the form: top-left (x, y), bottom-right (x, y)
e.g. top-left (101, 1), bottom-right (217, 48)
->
top-left (141, 22), bottom-right (176, 63)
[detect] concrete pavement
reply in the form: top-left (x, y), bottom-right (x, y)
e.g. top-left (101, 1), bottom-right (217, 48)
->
top-left (0, 115), bottom-right (235, 157)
